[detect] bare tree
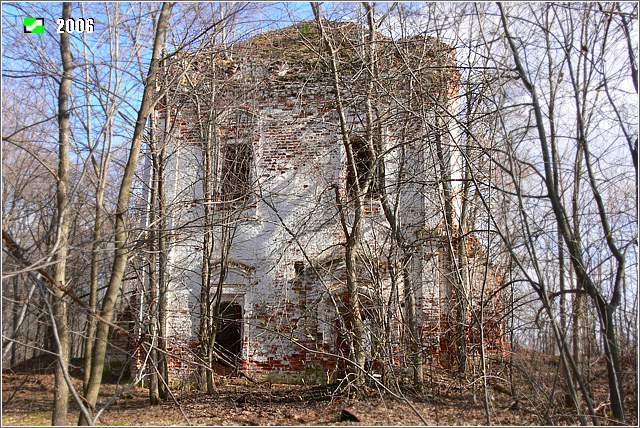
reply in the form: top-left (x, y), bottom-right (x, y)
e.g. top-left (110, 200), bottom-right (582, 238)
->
top-left (51, 3), bottom-right (74, 424)
top-left (312, 3), bottom-right (369, 387)
top-left (80, 3), bottom-right (173, 423)
top-left (498, 3), bottom-right (635, 422)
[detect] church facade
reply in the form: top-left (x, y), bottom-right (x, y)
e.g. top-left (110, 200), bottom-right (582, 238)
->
top-left (124, 21), bottom-right (503, 384)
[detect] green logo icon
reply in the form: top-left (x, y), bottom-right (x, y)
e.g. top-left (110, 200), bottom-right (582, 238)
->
top-left (23, 17), bottom-right (44, 34)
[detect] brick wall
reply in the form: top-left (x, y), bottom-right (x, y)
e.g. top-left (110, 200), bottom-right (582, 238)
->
top-left (125, 22), bottom-right (504, 384)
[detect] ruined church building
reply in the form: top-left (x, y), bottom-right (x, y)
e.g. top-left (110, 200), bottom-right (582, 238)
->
top-left (125, 21), bottom-right (504, 384)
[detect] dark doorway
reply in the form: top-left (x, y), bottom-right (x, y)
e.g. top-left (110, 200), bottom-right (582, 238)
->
top-left (215, 302), bottom-right (242, 369)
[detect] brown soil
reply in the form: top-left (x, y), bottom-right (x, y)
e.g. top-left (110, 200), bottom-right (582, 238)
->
top-left (2, 350), bottom-right (636, 426)
top-left (2, 372), bottom-right (536, 426)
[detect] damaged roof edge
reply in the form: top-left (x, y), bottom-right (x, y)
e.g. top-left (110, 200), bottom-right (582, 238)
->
top-left (164, 19), bottom-right (457, 62)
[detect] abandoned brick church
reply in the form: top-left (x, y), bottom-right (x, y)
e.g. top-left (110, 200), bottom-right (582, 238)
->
top-left (120, 21), bottom-right (504, 384)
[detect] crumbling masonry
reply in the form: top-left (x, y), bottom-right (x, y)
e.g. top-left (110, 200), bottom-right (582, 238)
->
top-left (123, 21), bottom-right (504, 384)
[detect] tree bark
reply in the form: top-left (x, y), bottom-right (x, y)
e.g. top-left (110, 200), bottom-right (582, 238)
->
top-left (147, 109), bottom-right (161, 404)
top-left (312, 5), bottom-right (367, 386)
top-left (79, 3), bottom-right (173, 423)
top-left (52, 3), bottom-right (73, 424)
top-left (157, 139), bottom-right (169, 399)
top-left (499, 4), bottom-right (625, 422)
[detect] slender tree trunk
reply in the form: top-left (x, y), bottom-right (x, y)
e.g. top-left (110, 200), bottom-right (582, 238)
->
top-left (147, 111), bottom-right (161, 404)
top-left (344, 240), bottom-right (367, 384)
top-left (312, 4), bottom-right (366, 387)
top-left (499, 5), bottom-right (626, 421)
top-left (198, 77), bottom-right (217, 393)
top-left (82, 131), bottom-right (112, 395)
top-left (52, 3), bottom-right (73, 424)
top-left (157, 141), bottom-right (169, 399)
top-left (401, 256), bottom-right (424, 389)
top-left (10, 276), bottom-right (19, 366)
top-left (2, 277), bottom-right (37, 362)
top-left (433, 120), bottom-right (466, 374)
top-left (79, 4), bottom-right (173, 423)
top-left (199, 122), bottom-right (212, 390)
top-left (571, 263), bottom-right (582, 373)
top-left (598, 300), bottom-right (625, 423)
top-left (83, 175), bottom-right (106, 393)
top-left (207, 227), bottom-right (231, 393)
top-left (456, 224), bottom-right (469, 375)
top-left (82, 3), bottom-right (118, 390)
top-left (199, 195), bottom-right (212, 391)
top-left (557, 232), bottom-right (574, 406)
top-left (81, 8), bottom-right (97, 392)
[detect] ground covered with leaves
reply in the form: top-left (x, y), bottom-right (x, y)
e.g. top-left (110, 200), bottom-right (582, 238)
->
top-left (2, 373), bottom-right (536, 426)
top-left (2, 352), bottom-right (636, 426)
